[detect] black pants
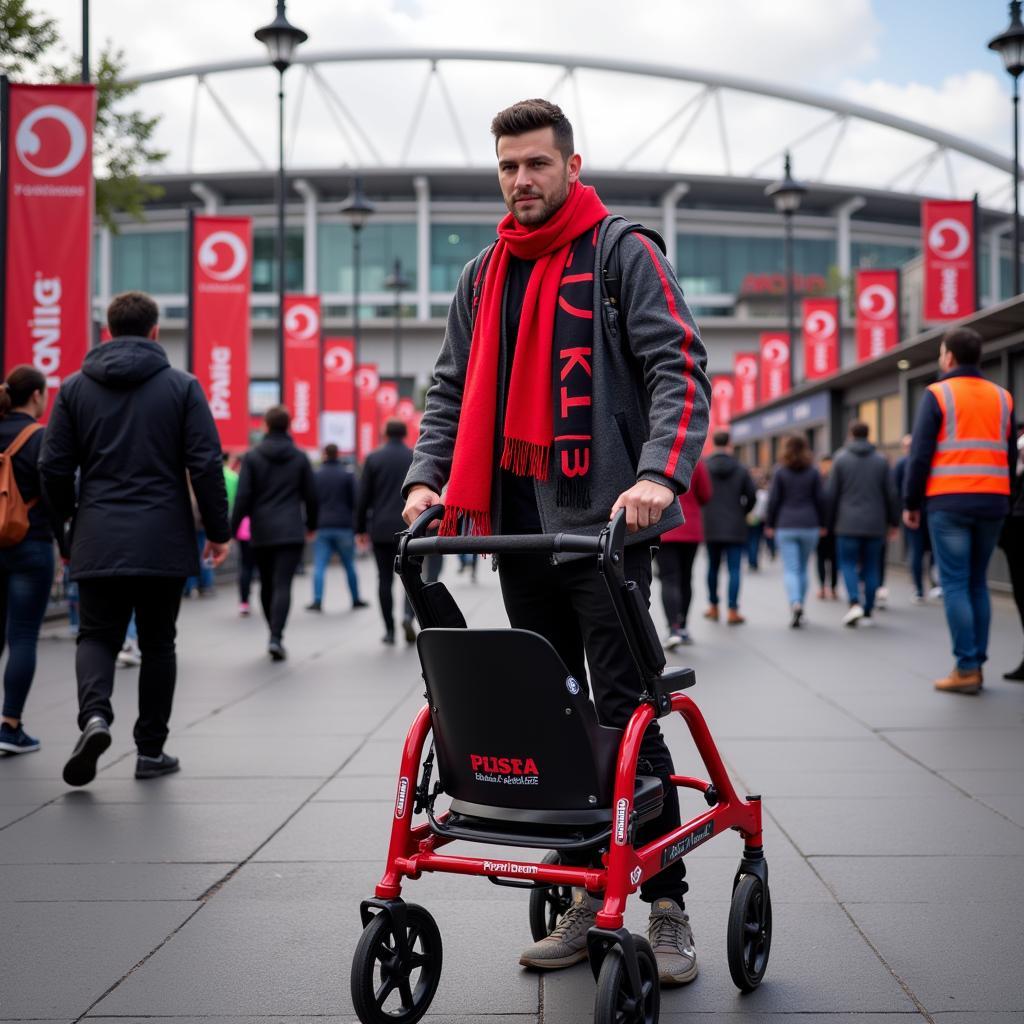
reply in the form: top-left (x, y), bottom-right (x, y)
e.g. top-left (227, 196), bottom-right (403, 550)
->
top-left (372, 541), bottom-right (414, 634)
top-left (498, 545), bottom-right (686, 906)
top-left (76, 576), bottom-right (184, 756)
top-left (816, 533), bottom-right (838, 590)
top-left (1002, 522), bottom-right (1024, 640)
top-left (253, 544), bottom-right (303, 642)
top-left (237, 540), bottom-right (256, 605)
top-left (656, 542), bottom-right (699, 632)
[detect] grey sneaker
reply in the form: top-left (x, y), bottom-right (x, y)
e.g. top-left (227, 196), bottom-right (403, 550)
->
top-left (519, 888), bottom-right (598, 969)
top-left (648, 898), bottom-right (698, 985)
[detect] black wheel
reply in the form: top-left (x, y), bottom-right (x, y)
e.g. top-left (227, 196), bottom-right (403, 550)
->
top-left (593, 936), bottom-right (660, 1024)
top-left (350, 903), bottom-right (443, 1024)
top-left (528, 851), bottom-right (573, 941)
top-left (727, 874), bottom-right (772, 992)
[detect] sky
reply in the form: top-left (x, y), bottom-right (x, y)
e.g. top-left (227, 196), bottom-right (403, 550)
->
top-left (22, 0), bottom-right (1022, 208)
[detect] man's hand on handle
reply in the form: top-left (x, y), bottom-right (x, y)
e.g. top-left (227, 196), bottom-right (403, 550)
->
top-left (403, 485), bottom-right (441, 526)
top-left (203, 540), bottom-right (231, 567)
top-left (610, 480), bottom-right (675, 534)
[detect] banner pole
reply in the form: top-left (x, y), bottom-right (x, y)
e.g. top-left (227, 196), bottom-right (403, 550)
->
top-left (0, 75), bottom-right (10, 371)
top-left (186, 209), bottom-right (195, 374)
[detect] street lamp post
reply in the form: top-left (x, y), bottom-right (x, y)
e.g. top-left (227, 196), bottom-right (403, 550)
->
top-left (765, 152), bottom-right (808, 359)
top-left (384, 258), bottom-right (411, 380)
top-left (255, 0), bottom-right (307, 404)
top-left (339, 178), bottom-right (375, 458)
top-left (989, 0), bottom-right (1024, 296)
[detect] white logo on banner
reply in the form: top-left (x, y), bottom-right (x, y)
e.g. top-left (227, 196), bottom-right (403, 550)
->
top-left (858, 284), bottom-right (895, 321)
top-left (285, 303), bottom-right (320, 340)
top-left (377, 387), bottom-right (398, 412)
top-left (712, 378), bottom-right (735, 399)
top-left (928, 218), bottom-right (970, 261)
top-left (735, 357), bottom-right (757, 380)
top-left (356, 366), bottom-right (380, 395)
top-left (763, 339), bottom-right (789, 364)
top-left (804, 310), bottom-right (836, 339)
top-left (324, 345), bottom-right (354, 377)
top-left (198, 231), bottom-right (248, 282)
top-left (15, 105), bottom-right (87, 177)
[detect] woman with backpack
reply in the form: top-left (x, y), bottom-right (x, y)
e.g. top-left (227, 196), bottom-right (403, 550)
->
top-left (0, 366), bottom-right (54, 755)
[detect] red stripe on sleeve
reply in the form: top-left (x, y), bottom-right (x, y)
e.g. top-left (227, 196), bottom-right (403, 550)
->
top-left (635, 233), bottom-right (697, 479)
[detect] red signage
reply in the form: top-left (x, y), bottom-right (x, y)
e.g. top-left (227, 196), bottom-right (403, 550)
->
top-left (802, 297), bottom-right (840, 380)
top-left (922, 199), bottom-right (977, 322)
top-left (2, 83), bottom-right (97, 420)
top-left (710, 375), bottom-right (735, 430)
top-left (855, 269), bottom-right (900, 362)
top-left (733, 352), bottom-right (759, 414)
top-left (396, 396), bottom-right (418, 448)
top-left (322, 336), bottom-right (355, 454)
top-left (283, 294), bottom-right (320, 450)
top-left (739, 272), bottom-right (827, 296)
top-left (376, 378), bottom-right (399, 421)
top-left (356, 364), bottom-right (380, 462)
top-left (759, 332), bottom-right (791, 402)
top-left (190, 215), bottom-right (252, 451)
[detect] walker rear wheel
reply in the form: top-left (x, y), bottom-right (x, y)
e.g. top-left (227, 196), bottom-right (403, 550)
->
top-left (528, 851), bottom-right (573, 941)
top-left (727, 874), bottom-right (772, 992)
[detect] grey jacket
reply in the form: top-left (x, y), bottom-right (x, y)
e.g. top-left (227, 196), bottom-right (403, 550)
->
top-left (404, 217), bottom-right (711, 557)
top-left (828, 439), bottom-right (899, 538)
top-left (702, 452), bottom-right (756, 544)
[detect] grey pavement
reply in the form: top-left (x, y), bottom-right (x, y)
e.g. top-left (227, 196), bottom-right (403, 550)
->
top-left (1, 549), bottom-right (1022, 1024)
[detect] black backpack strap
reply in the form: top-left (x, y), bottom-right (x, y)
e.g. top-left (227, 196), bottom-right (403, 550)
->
top-left (599, 216), bottom-right (667, 345)
top-left (468, 241), bottom-right (498, 330)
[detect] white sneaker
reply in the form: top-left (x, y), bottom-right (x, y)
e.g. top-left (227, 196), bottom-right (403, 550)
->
top-left (842, 604), bottom-right (865, 627)
top-left (116, 640), bottom-right (141, 668)
top-left (859, 615), bottom-right (876, 628)
top-left (910, 593), bottom-right (925, 606)
top-left (928, 586), bottom-right (944, 600)
top-left (875, 587), bottom-right (889, 610)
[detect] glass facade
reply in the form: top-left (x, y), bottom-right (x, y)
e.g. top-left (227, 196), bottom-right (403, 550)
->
top-left (111, 230), bottom-right (187, 295)
top-left (850, 241), bottom-right (918, 270)
top-left (979, 240), bottom-right (1014, 302)
top-left (318, 222), bottom-right (417, 295)
top-left (252, 228), bottom-right (304, 294)
top-left (430, 223), bottom-right (497, 291)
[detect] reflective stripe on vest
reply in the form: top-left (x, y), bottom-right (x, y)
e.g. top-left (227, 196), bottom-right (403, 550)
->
top-left (925, 376), bottom-right (1012, 498)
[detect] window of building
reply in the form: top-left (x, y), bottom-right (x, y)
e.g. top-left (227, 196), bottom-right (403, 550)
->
top-left (856, 399), bottom-right (879, 443)
top-left (850, 241), bottom-right (919, 270)
top-left (252, 228), bottom-right (304, 294)
top-left (111, 230), bottom-right (187, 295)
top-left (318, 222), bottom-right (417, 296)
top-left (430, 223), bottom-right (497, 291)
top-left (879, 393), bottom-right (903, 458)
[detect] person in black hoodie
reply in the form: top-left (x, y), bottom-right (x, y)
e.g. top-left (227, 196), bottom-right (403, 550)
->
top-left (40, 292), bottom-right (230, 786)
top-left (231, 406), bottom-right (317, 661)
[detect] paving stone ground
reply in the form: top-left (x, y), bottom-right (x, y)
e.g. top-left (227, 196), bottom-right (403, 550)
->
top-left (1, 549), bottom-right (1022, 1024)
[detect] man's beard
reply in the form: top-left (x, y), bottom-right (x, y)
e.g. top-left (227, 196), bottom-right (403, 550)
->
top-left (507, 175), bottom-right (570, 226)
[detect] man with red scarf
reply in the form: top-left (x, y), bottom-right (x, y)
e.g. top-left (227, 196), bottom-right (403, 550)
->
top-left (403, 99), bottom-right (710, 984)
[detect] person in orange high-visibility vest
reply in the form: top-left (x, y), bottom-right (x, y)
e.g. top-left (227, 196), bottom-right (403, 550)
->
top-left (903, 327), bottom-right (1016, 695)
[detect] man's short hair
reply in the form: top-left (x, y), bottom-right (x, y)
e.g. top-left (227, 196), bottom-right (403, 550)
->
top-left (384, 417), bottom-right (408, 440)
top-left (107, 291), bottom-right (159, 338)
top-left (941, 327), bottom-right (982, 367)
top-left (323, 443), bottom-right (339, 460)
top-left (850, 420), bottom-right (870, 440)
top-left (712, 429), bottom-right (731, 447)
top-left (491, 99), bottom-right (574, 159)
top-left (265, 405), bottom-right (290, 432)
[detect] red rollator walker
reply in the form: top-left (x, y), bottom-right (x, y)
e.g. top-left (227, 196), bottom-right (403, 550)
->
top-left (350, 507), bottom-right (771, 1024)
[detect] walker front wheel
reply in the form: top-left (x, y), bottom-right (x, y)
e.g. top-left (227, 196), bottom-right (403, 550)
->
top-left (593, 937), bottom-right (659, 1024)
top-left (727, 874), bottom-right (772, 992)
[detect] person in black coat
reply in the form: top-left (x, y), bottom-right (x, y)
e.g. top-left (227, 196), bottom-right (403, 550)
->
top-left (999, 431), bottom-right (1024, 680)
top-left (356, 419), bottom-right (415, 645)
top-left (231, 406), bottom-right (317, 661)
top-left (40, 291), bottom-right (230, 787)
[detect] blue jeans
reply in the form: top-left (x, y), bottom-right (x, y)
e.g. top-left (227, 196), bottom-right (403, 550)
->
top-left (836, 535), bottom-right (884, 614)
top-left (928, 511), bottom-right (1003, 671)
top-left (706, 542), bottom-right (743, 609)
top-left (183, 529), bottom-right (214, 595)
top-left (746, 524), bottom-right (763, 569)
top-left (313, 528), bottom-right (360, 605)
top-left (777, 528), bottom-right (820, 606)
top-left (903, 525), bottom-right (926, 597)
top-left (0, 540), bottom-right (55, 720)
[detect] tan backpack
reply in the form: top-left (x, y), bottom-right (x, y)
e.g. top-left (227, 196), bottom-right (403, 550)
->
top-left (0, 423), bottom-right (44, 548)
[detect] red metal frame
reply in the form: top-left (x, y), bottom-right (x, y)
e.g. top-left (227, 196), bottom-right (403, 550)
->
top-left (375, 694), bottom-right (763, 930)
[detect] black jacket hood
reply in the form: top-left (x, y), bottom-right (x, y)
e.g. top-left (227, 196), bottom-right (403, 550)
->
top-left (845, 439), bottom-right (876, 458)
top-left (81, 338), bottom-right (169, 390)
top-left (256, 431), bottom-right (298, 463)
top-left (706, 451), bottom-right (740, 478)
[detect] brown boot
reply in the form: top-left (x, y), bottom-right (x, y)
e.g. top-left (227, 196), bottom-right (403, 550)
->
top-left (703, 605), bottom-right (720, 622)
top-left (933, 667), bottom-right (982, 694)
top-left (727, 609), bottom-right (745, 625)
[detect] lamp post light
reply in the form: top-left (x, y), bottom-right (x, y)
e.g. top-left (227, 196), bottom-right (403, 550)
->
top-left (989, 0), bottom-right (1024, 296)
top-left (384, 258), bottom-right (411, 381)
top-left (339, 178), bottom-right (375, 458)
top-left (765, 152), bottom-right (807, 350)
top-left (255, 0), bottom-right (307, 403)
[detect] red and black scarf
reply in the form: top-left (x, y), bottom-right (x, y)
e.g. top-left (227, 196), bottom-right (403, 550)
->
top-left (440, 182), bottom-right (608, 536)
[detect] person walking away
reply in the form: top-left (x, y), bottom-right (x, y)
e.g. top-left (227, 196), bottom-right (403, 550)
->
top-left (702, 430), bottom-right (756, 624)
top-left (998, 430), bottom-right (1024, 680)
top-left (903, 327), bottom-right (1016, 694)
top-left (402, 99), bottom-right (711, 984)
top-left (235, 514), bottom-right (255, 615)
top-left (746, 469), bottom-right (769, 570)
top-left (40, 291), bottom-right (230, 786)
top-left (231, 406), bottom-right (317, 661)
top-left (357, 420), bottom-right (416, 645)
top-left (307, 445), bottom-right (366, 613)
top-left (764, 435), bottom-right (826, 628)
top-left (182, 484), bottom-right (215, 598)
top-left (892, 434), bottom-right (935, 604)
top-left (815, 457), bottom-right (838, 600)
top-left (828, 421), bottom-right (898, 628)
top-left (0, 367), bottom-right (55, 754)
top-left (657, 458), bottom-right (710, 647)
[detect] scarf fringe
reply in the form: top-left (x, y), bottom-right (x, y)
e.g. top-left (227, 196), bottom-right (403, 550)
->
top-left (556, 478), bottom-right (592, 510)
top-left (500, 437), bottom-right (551, 480)
top-left (439, 504), bottom-right (492, 538)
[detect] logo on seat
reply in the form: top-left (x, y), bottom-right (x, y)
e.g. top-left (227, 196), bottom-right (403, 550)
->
top-left (470, 754), bottom-right (540, 785)
top-left (565, 675), bottom-right (580, 695)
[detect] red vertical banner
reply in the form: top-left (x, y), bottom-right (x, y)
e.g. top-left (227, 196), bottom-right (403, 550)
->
top-left (321, 336), bottom-right (355, 454)
top-left (733, 352), bottom-right (759, 414)
top-left (2, 83), bottom-right (97, 420)
top-left (922, 199), bottom-right (977, 322)
top-left (709, 375), bottom-right (735, 430)
top-left (99, 324), bottom-right (112, 343)
top-left (283, 294), bottom-right (321, 450)
top-left (376, 378), bottom-right (399, 424)
top-left (855, 269), bottom-right (900, 362)
top-left (396, 396), bottom-right (418, 448)
top-left (802, 297), bottom-right (839, 379)
top-left (759, 332), bottom-right (791, 403)
top-left (190, 215), bottom-right (252, 451)
top-left (356, 364), bottom-right (380, 462)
